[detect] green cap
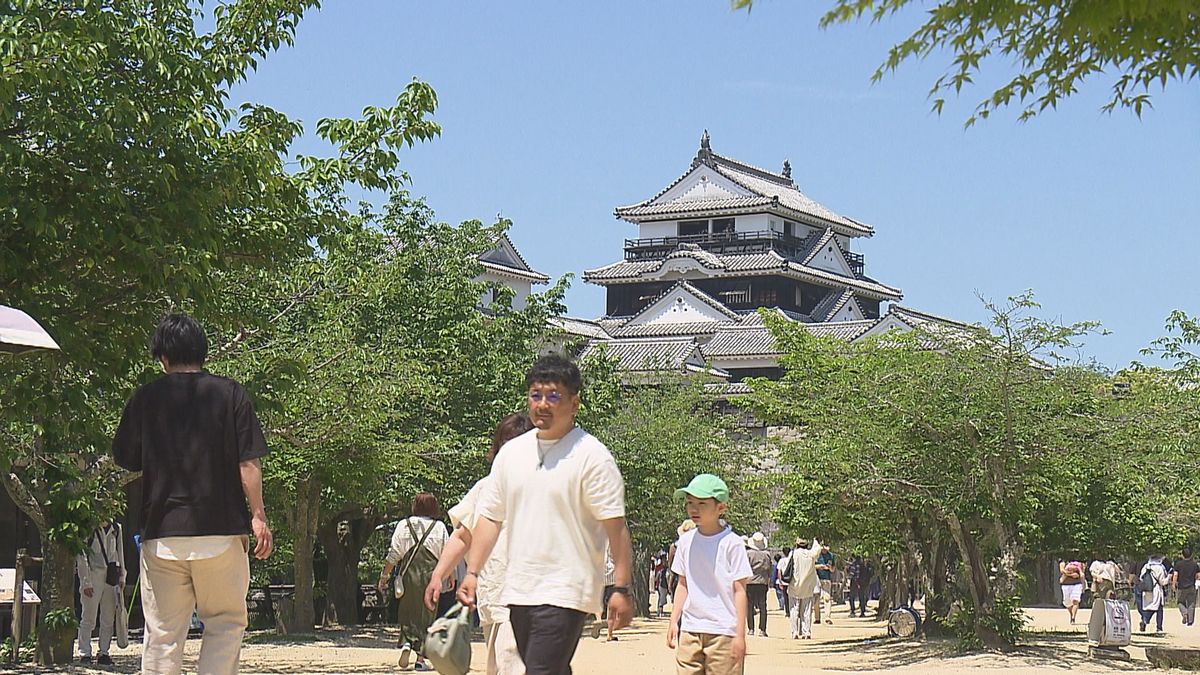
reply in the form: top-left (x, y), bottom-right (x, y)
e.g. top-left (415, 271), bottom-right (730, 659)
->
top-left (674, 473), bottom-right (730, 503)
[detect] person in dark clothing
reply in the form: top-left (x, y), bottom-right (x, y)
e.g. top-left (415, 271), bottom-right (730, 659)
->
top-left (113, 313), bottom-right (273, 675)
top-left (1175, 548), bottom-right (1200, 627)
top-left (846, 556), bottom-right (871, 618)
top-left (745, 532), bottom-right (774, 637)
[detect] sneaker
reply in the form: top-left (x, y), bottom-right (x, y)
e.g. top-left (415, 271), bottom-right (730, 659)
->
top-left (79, 656), bottom-right (93, 664)
top-left (97, 654), bottom-right (114, 665)
top-left (758, 630), bottom-right (768, 637)
top-left (413, 660), bottom-right (431, 672)
top-left (398, 642), bottom-right (413, 670)
top-left (590, 621), bottom-right (603, 640)
top-left (791, 632), bottom-right (799, 639)
top-left (1139, 621), bottom-right (1147, 632)
top-left (825, 619), bottom-right (833, 625)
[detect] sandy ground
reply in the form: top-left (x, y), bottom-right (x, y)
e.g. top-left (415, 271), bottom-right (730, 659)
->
top-left (17, 601), bottom-right (1200, 673)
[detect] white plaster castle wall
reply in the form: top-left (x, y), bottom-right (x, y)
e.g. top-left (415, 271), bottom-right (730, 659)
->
top-left (475, 272), bottom-right (531, 310)
top-left (640, 221), bottom-right (676, 239)
top-left (830, 301), bottom-right (860, 322)
top-left (644, 294), bottom-right (727, 324)
top-left (836, 233), bottom-right (851, 250)
top-left (736, 213), bottom-right (769, 233)
top-left (810, 245), bottom-right (851, 275)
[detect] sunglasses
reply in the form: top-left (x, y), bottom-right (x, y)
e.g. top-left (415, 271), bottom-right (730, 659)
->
top-left (528, 391), bottom-right (566, 404)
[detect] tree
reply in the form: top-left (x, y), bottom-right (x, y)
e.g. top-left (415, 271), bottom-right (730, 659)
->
top-left (211, 198), bottom-right (567, 630)
top-left (744, 295), bottom-right (1125, 648)
top-left (0, 0), bottom-right (438, 661)
top-left (734, 0), bottom-right (1200, 125)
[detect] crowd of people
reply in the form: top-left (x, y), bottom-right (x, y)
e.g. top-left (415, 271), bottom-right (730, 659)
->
top-left (1062, 551), bottom-right (1200, 633)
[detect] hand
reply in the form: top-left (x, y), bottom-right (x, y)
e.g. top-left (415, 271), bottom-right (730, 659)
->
top-left (457, 573), bottom-right (478, 608)
top-left (376, 574), bottom-right (389, 596)
top-left (732, 634), bottom-right (747, 663)
top-left (607, 589), bottom-right (633, 632)
top-left (251, 515), bottom-right (273, 560)
top-left (82, 587), bottom-right (94, 598)
top-left (424, 574), bottom-right (444, 612)
top-left (666, 618), bottom-right (678, 649)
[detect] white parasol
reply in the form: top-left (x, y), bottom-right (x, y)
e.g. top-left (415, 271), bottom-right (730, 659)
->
top-left (0, 305), bottom-right (60, 353)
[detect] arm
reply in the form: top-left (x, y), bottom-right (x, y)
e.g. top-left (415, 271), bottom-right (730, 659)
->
top-left (457, 516), bottom-right (501, 608)
top-left (112, 395), bottom-right (141, 472)
top-left (603, 517), bottom-right (634, 631)
top-left (667, 575), bottom-right (688, 648)
top-left (239, 458), bottom-right (272, 560)
top-left (116, 524), bottom-right (127, 587)
top-left (425, 526), bottom-right (471, 611)
top-left (732, 579), bottom-right (748, 663)
top-left (76, 549), bottom-right (93, 597)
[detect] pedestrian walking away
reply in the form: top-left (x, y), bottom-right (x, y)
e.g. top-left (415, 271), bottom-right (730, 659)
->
top-left (1059, 558), bottom-right (1086, 624)
top-left (784, 538), bottom-right (823, 639)
top-left (424, 412), bottom-right (534, 675)
top-left (379, 493), bottom-right (450, 671)
top-left (112, 313), bottom-right (273, 675)
top-left (75, 520), bottom-right (126, 665)
top-left (1137, 554), bottom-right (1169, 633)
top-left (846, 555), bottom-right (870, 618)
top-left (1174, 547), bottom-right (1200, 627)
top-left (743, 532), bottom-right (772, 638)
top-left (458, 354), bottom-right (634, 675)
top-left (666, 474), bottom-right (751, 675)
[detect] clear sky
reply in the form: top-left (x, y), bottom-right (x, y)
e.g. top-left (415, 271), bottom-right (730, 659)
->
top-left (229, 2), bottom-right (1200, 371)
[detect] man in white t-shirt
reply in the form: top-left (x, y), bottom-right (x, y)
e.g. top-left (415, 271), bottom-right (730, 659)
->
top-left (459, 355), bottom-right (634, 675)
top-left (667, 474), bottom-right (751, 675)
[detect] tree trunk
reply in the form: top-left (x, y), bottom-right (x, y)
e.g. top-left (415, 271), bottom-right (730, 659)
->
top-left (924, 532), bottom-right (953, 627)
top-left (318, 511), bottom-right (383, 626)
top-left (631, 544), bottom-right (653, 618)
top-left (946, 514), bottom-right (1006, 649)
top-left (285, 476), bottom-right (321, 634)
top-left (36, 536), bottom-right (76, 665)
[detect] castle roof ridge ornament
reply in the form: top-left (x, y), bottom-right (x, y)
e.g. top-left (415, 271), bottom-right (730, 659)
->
top-left (782, 160), bottom-right (792, 181)
top-left (693, 129), bottom-right (714, 168)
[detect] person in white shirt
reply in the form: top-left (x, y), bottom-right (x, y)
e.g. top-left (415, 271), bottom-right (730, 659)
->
top-left (666, 474), bottom-right (751, 675)
top-left (459, 354), bottom-right (634, 675)
top-left (784, 539), bottom-right (823, 639)
top-left (76, 521), bottom-right (126, 665)
top-left (424, 412), bottom-right (534, 675)
top-left (378, 493), bottom-right (449, 671)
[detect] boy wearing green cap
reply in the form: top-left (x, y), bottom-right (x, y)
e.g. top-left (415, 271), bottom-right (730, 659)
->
top-left (666, 474), bottom-right (751, 675)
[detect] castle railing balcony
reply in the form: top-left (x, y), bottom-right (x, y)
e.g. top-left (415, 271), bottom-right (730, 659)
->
top-left (623, 229), bottom-right (865, 276)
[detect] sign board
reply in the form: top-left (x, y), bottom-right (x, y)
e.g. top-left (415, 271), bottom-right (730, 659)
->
top-left (1088, 597), bottom-right (1131, 647)
top-left (0, 569), bottom-right (41, 604)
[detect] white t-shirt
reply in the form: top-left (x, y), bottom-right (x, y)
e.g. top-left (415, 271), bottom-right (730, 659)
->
top-left (386, 516), bottom-right (448, 565)
top-left (448, 476), bottom-right (509, 625)
top-left (671, 526), bottom-right (752, 636)
top-left (477, 427), bottom-right (625, 614)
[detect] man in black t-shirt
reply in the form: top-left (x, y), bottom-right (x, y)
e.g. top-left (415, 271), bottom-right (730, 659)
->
top-left (1174, 547), bottom-right (1200, 627)
top-left (113, 314), bottom-right (273, 674)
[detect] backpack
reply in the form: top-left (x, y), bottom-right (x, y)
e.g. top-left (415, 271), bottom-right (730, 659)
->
top-left (1138, 567), bottom-right (1158, 593)
top-left (782, 555), bottom-right (795, 584)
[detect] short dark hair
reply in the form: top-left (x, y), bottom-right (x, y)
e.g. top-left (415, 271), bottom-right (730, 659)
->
top-left (411, 492), bottom-right (440, 518)
top-left (149, 313), bottom-right (208, 366)
top-left (1185, 547), bottom-right (1193, 558)
top-left (488, 412), bottom-right (534, 463)
top-left (524, 353), bottom-right (582, 395)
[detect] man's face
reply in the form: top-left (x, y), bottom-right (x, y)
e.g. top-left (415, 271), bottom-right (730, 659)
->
top-left (527, 381), bottom-right (580, 435)
top-left (684, 495), bottom-right (725, 528)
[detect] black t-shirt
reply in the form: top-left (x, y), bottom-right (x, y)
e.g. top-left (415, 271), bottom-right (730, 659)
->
top-left (113, 372), bottom-right (268, 540)
top-left (1175, 559), bottom-right (1200, 588)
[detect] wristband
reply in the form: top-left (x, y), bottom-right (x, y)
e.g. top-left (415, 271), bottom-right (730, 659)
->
top-left (610, 586), bottom-right (631, 596)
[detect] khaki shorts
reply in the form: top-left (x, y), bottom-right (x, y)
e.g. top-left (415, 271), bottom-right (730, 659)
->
top-left (676, 631), bottom-right (743, 675)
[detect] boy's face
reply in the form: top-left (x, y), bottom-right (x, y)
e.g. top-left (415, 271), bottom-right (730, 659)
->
top-left (685, 495), bottom-right (726, 528)
top-left (527, 381), bottom-right (580, 436)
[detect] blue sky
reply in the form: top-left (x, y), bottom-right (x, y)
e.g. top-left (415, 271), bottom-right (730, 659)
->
top-left (230, 2), bottom-right (1200, 370)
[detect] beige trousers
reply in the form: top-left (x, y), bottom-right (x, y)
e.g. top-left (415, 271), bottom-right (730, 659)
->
top-left (140, 538), bottom-right (250, 675)
top-left (484, 620), bottom-right (524, 675)
top-left (818, 580), bottom-right (833, 623)
top-left (676, 631), bottom-right (743, 675)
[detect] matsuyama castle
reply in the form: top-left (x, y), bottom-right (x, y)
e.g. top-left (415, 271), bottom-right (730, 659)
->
top-left (556, 132), bottom-right (967, 384)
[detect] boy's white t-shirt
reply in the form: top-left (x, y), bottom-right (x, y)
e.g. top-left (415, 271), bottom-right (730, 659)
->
top-left (477, 427), bottom-right (626, 615)
top-left (671, 526), bottom-right (753, 636)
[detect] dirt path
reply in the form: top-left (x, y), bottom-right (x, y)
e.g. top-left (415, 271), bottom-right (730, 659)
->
top-left (46, 602), bottom-right (1200, 673)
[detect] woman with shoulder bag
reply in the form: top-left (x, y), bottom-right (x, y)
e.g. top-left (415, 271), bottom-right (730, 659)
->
top-left (379, 493), bottom-right (449, 672)
top-left (1059, 558), bottom-right (1086, 624)
top-left (75, 520), bottom-right (126, 665)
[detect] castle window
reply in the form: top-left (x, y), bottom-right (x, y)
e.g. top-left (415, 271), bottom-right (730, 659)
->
top-left (711, 218), bottom-right (735, 233)
top-left (679, 220), bottom-right (708, 237)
